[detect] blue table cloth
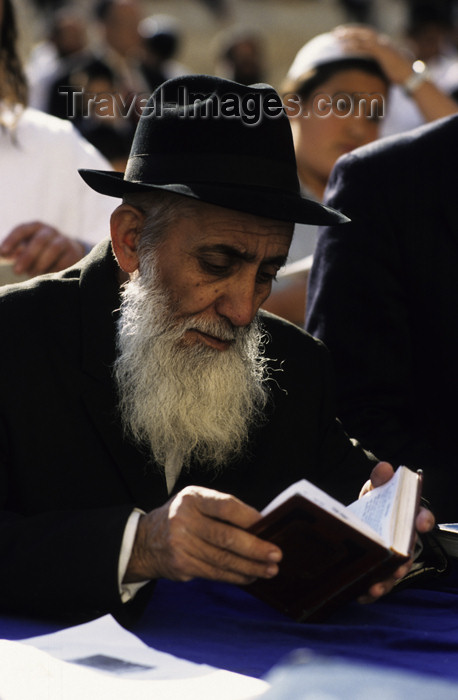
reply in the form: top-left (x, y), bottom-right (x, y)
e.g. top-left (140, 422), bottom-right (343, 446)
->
top-left (130, 563), bottom-right (458, 682)
top-left (2, 562), bottom-right (458, 683)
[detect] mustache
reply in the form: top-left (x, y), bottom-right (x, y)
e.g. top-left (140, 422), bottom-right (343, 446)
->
top-left (174, 315), bottom-right (254, 343)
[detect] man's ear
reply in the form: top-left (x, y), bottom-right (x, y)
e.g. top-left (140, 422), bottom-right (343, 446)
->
top-left (110, 204), bottom-right (145, 273)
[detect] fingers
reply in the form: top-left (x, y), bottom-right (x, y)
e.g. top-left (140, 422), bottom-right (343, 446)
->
top-left (168, 487), bottom-right (282, 581)
top-left (416, 505), bottom-right (435, 533)
top-left (190, 504), bottom-right (281, 580)
top-left (358, 478), bottom-right (372, 499)
top-left (166, 525), bottom-right (281, 586)
top-left (370, 461), bottom-right (395, 488)
top-left (188, 486), bottom-right (263, 530)
top-left (0, 222), bottom-right (85, 275)
top-left (359, 510), bottom-right (435, 604)
top-left (366, 466), bottom-right (435, 531)
top-left (334, 26), bottom-right (385, 57)
top-left (358, 561), bottom-right (412, 604)
top-left (332, 26), bottom-right (412, 84)
top-left (124, 486), bottom-right (283, 586)
top-left (336, 26), bottom-right (391, 48)
top-left (359, 461), bottom-right (394, 498)
top-left (356, 463), bottom-right (435, 606)
top-left (1, 222), bottom-right (39, 255)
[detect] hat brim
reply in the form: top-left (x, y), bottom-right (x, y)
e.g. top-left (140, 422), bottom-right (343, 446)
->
top-left (79, 169), bottom-right (349, 226)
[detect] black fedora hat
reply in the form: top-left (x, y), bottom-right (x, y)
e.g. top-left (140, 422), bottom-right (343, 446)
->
top-left (79, 74), bottom-right (348, 225)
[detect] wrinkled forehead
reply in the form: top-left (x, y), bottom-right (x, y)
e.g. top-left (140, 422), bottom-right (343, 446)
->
top-left (168, 199), bottom-right (294, 253)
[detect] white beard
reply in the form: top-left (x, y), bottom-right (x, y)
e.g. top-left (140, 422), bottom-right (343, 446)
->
top-left (113, 253), bottom-right (270, 490)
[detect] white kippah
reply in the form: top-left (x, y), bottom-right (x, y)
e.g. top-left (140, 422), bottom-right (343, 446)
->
top-left (286, 31), bottom-right (375, 82)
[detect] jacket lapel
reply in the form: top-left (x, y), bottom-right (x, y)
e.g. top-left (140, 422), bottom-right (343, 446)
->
top-left (78, 240), bottom-right (169, 511)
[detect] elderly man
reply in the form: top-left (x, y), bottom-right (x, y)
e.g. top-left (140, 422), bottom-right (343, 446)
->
top-left (0, 75), bottom-right (432, 620)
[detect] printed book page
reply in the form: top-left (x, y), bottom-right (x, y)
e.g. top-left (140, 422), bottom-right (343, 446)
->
top-left (347, 467), bottom-right (418, 554)
top-left (261, 478), bottom-right (386, 547)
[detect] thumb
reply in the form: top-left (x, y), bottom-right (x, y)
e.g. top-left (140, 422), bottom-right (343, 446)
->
top-left (370, 461), bottom-right (395, 489)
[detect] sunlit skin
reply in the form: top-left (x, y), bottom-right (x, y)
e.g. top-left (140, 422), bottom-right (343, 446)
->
top-left (102, 0), bottom-right (142, 58)
top-left (111, 200), bottom-right (294, 351)
top-left (289, 69), bottom-right (388, 200)
top-left (110, 198), bottom-right (434, 594)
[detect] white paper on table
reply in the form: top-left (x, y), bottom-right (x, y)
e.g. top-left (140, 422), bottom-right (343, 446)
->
top-left (0, 615), bottom-right (268, 700)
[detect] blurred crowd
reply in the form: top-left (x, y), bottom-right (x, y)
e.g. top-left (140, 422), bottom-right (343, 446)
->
top-left (20, 0), bottom-right (458, 169)
top-left (1, 0), bottom-right (458, 284)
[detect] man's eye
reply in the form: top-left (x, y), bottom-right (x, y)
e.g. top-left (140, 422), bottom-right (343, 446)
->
top-left (257, 268), bottom-right (278, 284)
top-left (200, 258), bottom-right (231, 276)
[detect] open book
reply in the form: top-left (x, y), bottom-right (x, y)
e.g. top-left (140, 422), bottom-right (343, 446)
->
top-left (244, 466), bottom-right (422, 622)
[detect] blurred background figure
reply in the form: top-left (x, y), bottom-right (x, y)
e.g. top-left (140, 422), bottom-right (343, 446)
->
top-left (27, 0), bottom-right (150, 169)
top-left (305, 113), bottom-right (458, 521)
top-left (27, 5), bottom-right (90, 114)
top-left (262, 23), bottom-right (458, 326)
top-left (93, 0), bottom-right (147, 100)
top-left (262, 26), bottom-right (388, 326)
top-left (8, 0), bottom-right (458, 291)
top-left (405, 0), bottom-right (457, 71)
top-left (0, 0), bottom-right (114, 284)
top-left (196, 0), bottom-right (233, 20)
top-left (337, 0), bottom-right (376, 24)
top-left (213, 25), bottom-right (267, 85)
top-left (138, 13), bottom-right (190, 92)
top-left (381, 0), bottom-right (458, 135)
top-left (26, 0), bottom-right (66, 14)
top-left (68, 58), bottom-right (134, 171)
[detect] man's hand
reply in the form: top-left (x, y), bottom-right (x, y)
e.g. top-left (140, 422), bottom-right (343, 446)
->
top-left (124, 486), bottom-right (283, 586)
top-left (333, 26), bottom-right (414, 85)
top-left (358, 461), bottom-right (435, 604)
top-left (0, 222), bottom-right (87, 276)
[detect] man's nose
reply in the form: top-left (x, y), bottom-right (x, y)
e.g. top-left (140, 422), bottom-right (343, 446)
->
top-left (214, 276), bottom-right (260, 328)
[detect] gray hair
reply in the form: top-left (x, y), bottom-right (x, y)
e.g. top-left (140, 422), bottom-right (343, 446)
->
top-left (122, 191), bottom-right (199, 264)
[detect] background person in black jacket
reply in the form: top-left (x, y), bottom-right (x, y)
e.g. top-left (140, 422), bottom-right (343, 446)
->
top-left (306, 114), bottom-right (458, 522)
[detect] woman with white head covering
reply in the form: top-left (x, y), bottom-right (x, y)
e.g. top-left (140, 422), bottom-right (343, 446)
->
top-left (263, 24), bottom-right (457, 326)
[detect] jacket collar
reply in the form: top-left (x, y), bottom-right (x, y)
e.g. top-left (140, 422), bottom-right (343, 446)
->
top-left (78, 238), bottom-right (122, 382)
top-left (77, 238), bottom-right (169, 509)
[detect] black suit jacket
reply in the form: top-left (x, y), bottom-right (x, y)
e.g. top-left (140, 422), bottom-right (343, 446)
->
top-left (306, 114), bottom-right (458, 521)
top-left (0, 239), bottom-right (374, 619)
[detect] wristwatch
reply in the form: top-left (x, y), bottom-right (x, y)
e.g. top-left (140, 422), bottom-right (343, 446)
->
top-left (403, 60), bottom-right (431, 95)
